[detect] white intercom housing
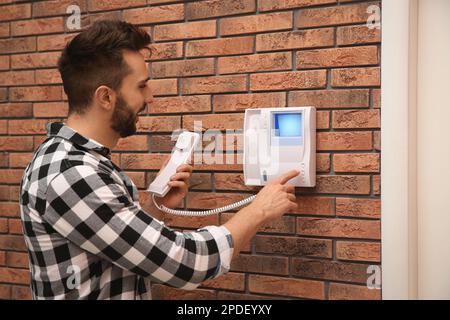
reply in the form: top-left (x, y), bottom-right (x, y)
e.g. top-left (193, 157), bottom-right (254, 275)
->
top-left (243, 107), bottom-right (316, 187)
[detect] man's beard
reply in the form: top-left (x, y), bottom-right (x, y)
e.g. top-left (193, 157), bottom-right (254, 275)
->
top-left (110, 95), bottom-right (145, 138)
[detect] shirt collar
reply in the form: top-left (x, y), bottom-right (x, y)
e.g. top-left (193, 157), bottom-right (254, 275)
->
top-left (46, 121), bottom-right (112, 159)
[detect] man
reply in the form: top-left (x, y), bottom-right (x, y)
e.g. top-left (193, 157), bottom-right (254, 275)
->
top-left (19, 20), bottom-right (299, 300)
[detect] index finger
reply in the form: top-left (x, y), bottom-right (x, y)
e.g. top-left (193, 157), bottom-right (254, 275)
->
top-left (271, 170), bottom-right (300, 185)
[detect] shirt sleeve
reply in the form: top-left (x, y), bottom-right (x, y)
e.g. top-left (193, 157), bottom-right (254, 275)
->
top-left (43, 164), bottom-right (234, 290)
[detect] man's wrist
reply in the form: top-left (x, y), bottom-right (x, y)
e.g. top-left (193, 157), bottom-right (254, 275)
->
top-left (239, 204), bottom-right (266, 226)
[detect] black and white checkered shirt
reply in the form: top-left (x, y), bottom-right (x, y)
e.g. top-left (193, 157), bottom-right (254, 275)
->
top-left (19, 122), bottom-right (234, 300)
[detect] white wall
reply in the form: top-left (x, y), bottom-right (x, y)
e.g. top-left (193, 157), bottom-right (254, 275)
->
top-left (382, 0), bottom-right (450, 299)
top-left (417, 0), bottom-right (450, 299)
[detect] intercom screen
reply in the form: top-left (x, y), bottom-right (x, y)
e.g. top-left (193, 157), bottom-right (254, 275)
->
top-left (274, 113), bottom-right (302, 137)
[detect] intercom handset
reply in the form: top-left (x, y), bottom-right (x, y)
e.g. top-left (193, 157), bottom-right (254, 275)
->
top-left (147, 131), bottom-right (200, 197)
top-left (243, 107), bottom-right (316, 187)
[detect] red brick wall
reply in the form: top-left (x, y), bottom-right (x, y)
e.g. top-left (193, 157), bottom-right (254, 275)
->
top-left (0, 0), bottom-right (381, 300)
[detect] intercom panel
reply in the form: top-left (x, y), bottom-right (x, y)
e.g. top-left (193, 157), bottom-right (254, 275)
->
top-left (243, 107), bottom-right (316, 187)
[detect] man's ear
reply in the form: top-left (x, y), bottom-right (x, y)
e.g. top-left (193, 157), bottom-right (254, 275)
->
top-left (94, 85), bottom-right (115, 112)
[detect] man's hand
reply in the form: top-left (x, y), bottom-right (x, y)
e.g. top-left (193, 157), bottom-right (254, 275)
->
top-left (246, 170), bottom-right (299, 224)
top-left (155, 156), bottom-right (193, 209)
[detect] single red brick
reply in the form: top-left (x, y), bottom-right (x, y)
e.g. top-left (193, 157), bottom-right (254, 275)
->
top-left (317, 131), bottom-right (373, 151)
top-left (218, 52), bottom-right (291, 74)
top-left (35, 69), bottom-right (62, 85)
top-left (152, 284), bottom-right (216, 300)
top-left (249, 274), bottom-right (325, 299)
top-left (220, 12), bottom-right (292, 36)
top-left (297, 46), bottom-right (378, 69)
top-left (136, 116), bottom-right (180, 133)
top-left (0, 235), bottom-right (27, 251)
top-left (255, 235), bottom-right (332, 258)
top-left (87, 0), bottom-right (146, 11)
top-left (337, 25), bottom-right (381, 46)
top-left (114, 135), bottom-right (149, 152)
top-left (9, 153), bottom-right (33, 168)
top-left (214, 173), bottom-right (258, 191)
top-left (251, 70), bottom-right (327, 91)
top-left (123, 4), bottom-right (184, 25)
top-left (336, 241), bottom-right (381, 262)
top-left (297, 217), bottom-right (380, 239)
top-left (0, 203), bottom-right (20, 218)
top-left (0, 3), bottom-right (31, 22)
top-left (186, 0), bottom-right (256, 20)
top-left (33, 0), bottom-right (86, 17)
top-left (0, 137), bottom-right (34, 151)
top-left (8, 119), bottom-right (52, 135)
top-left (332, 109), bottom-right (380, 128)
top-left (373, 175), bottom-right (380, 195)
top-left (306, 175), bottom-right (371, 195)
top-left (154, 20), bottom-right (216, 41)
top-left (202, 272), bottom-right (245, 291)
top-left (336, 198), bottom-right (381, 219)
top-left (33, 102), bottom-right (68, 118)
top-left (256, 28), bottom-right (334, 52)
top-left (6, 252), bottom-right (28, 268)
top-left (12, 17), bottom-right (63, 36)
top-left (0, 23), bottom-right (9, 38)
top-left (332, 67), bottom-right (380, 87)
top-left (294, 196), bottom-right (335, 216)
top-left (0, 267), bottom-right (30, 285)
top-left (0, 37), bottom-right (36, 54)
top-left (374, 131), bottom-right (381, 151)
top-left (214, 92), bottom-right (285, 113)
top-left (329, 282), bottom-right (381, 300)
top-left (231, 254), bottom-right (289, 275)
top-left (186, 36), bottom-right (254, 57)
top-left (149, 79), bottom-right (178, 96)
top-left (149, 42), bottom-right (183, 61)
top-left (0, 103), bottom-right (32, 118)
top-left (182, 75), bottom-right (247, 94)
top-left (259, 0), bottom-right (337, 11)
top-left (0, 55), bottom-right (9, 70)
top-left (372, 88), bottom-right (381, 108)
top-left (37, 33), bottom-right (77, 51)
top-left (11, 51), bottom-right (60, 69)
top-left (289, 89), bottom-right (369, 109)
top-left (0, 284), bottom-right (11, 299)
top-left (183, 113), bottom-right (243, 131)
top-left (151, 95), bottom-right (211, 114)
top-left (120, 153), bottom-right (166, 170)
top-left (151, 58), bottom-right (214, 78)
top-left (334, 153), bottom-right (380, 173)
top-left (11, 286), bottom-right (32, 300)
top-left (9, 86), bottom-right (62, 102)
top-left (291, 258), bottom-right (372, 283)
top-left (0, 70), bottom-right (35, 86)
top-left (297, 2), bottom-right (377, 28)
top-left (0, 218), bottom-right (7, 233)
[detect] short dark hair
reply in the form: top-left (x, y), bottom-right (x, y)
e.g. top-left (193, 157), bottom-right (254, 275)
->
top-left (58, 20), bottom-right (151, 115)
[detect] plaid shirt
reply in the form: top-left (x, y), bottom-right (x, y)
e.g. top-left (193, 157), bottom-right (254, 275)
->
top-left (19, 122), bottom-right (233, 300)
